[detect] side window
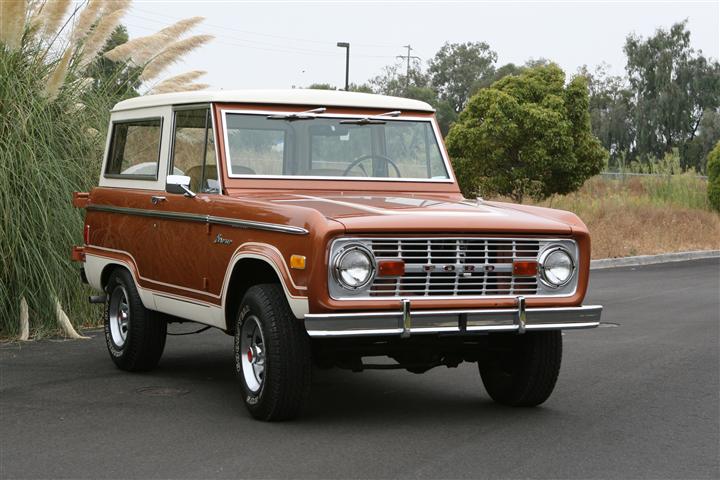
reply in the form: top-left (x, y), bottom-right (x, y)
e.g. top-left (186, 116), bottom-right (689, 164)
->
top-left (105, 118), bottom-right (162, 179)
top-left (171, 108), bottom-right (219, 193)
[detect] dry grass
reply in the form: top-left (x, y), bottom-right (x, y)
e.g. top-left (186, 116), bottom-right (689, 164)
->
top-left (530, 175), bottom-right (720, 259)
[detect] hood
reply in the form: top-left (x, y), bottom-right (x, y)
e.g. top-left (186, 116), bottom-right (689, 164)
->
top-left (230, 191), bottom-right (575, 234)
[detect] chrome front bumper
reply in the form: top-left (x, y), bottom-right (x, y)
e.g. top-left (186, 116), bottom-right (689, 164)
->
top-left (304, 298), bottom-right (602, 338)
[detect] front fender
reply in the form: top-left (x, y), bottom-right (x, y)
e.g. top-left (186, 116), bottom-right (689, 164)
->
top-left (221, 242), bottom-right (309, 319)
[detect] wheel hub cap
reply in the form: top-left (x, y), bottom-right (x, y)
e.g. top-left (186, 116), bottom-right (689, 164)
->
top-left (108, 285), bottom-right (130, 348)
top-left (240, 316), bottom-right (266, 393)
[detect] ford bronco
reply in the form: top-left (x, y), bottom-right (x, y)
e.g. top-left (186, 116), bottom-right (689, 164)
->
top-left (72, 89), bottom-right (602, 421)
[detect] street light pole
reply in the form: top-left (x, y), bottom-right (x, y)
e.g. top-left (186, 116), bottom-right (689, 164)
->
top-left (337, 42), bottom-right (349, 91)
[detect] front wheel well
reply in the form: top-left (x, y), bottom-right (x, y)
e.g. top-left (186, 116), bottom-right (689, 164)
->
top-left (224, 258), bottom-right (282, 334)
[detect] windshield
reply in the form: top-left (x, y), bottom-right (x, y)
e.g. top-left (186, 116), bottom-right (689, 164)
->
top-left (223, 113), bottom-right (450, 181)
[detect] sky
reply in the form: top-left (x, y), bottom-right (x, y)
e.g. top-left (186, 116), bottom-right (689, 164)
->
top-left (122, 0), bottom-right (720, 91)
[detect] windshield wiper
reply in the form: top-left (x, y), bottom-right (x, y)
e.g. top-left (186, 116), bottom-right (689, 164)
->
top-left (339, 110), bottom-right (402, 125)
top-left (267, 107), bottom-right (326, 121)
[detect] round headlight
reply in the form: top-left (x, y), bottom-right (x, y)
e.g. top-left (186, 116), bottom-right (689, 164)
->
top-left (539, 247), bottom-right (575, 288)
top-left (334, 245), bottom-right (375, 289)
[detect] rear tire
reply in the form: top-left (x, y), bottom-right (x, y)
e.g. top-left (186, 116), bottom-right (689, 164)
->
top-left (104, 268), bottom-right (166, 372)
top-left (234, 284), bottom-right (312, 421)
top-left (479, 331), bottom-right (562, 407)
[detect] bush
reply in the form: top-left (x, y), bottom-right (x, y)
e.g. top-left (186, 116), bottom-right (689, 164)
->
top-left (446, 64), bottom-right (607, 202)
top-left (708, 142), bottom-right (720, 211)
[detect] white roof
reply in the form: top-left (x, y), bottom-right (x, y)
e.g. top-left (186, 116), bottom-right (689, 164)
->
top-left (112, 89), bottom-right (435, 113)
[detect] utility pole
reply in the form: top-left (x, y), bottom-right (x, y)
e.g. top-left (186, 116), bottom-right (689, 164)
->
top-left (396, 44), bottom-right (421, 92)
top-left (337, 42), bottom-right (350, 90)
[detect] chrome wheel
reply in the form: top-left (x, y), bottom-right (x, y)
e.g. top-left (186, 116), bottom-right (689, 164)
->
top-left (108, 285), bottom-right (130, 348)
top-left (240, 315), bottom-right (266, 393)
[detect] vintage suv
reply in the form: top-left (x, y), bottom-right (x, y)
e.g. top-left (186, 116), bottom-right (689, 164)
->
top-left (72, 90), bottom-right (602, 421)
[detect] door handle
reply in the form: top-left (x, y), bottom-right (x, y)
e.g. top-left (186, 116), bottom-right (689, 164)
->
top-left (151, 196), bottom-right (166, 205)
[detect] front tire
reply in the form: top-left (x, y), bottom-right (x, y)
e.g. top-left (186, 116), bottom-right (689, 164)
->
top-left (234, 284), bottom-right (312, 421)
top-left (104, 268), bottom-right (166, 372)
top-left (479, 331), bottom-right (562, 407)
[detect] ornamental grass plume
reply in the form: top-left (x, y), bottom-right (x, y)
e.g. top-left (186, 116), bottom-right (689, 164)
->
top-left (36, 0), bottom-right (71, 39)
top-left (150, 70), bottom-right (206, 93)
top-left (181, 82), bottom-right (209, 91)
top-left (0, 0), bottom-right (27, 51)
top-left (103, 32), bottom-right (170, 64)
top-left (152, 81), bottom-right (209, 94)
top-left (139, 34), bottom-right (213, 81)
top-left (44, 46), bottom-right (73, 101)
top-left (155, 16), bottom-right (204, 42)
top-left (69, 0), bottom-right (103, 44)
top-left (104, 16), bottom-right (204, 65)
top-left (78, 6), bottom-right (128, 67)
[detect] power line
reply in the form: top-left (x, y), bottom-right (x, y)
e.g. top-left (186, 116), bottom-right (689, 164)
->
top-left (123, 16), bottom-right (399, 59)
top-left (396, 44), bottom-right (421, 90)
top-left (129, 6), bottom-right (399, 49)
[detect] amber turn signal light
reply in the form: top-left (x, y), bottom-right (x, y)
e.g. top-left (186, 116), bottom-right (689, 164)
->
top-left (290, 254), bottom-right (306, 270)
top-left (378, 259), bottom-right (405, 277)
top-left (512, 260), bottom-right (538, 276)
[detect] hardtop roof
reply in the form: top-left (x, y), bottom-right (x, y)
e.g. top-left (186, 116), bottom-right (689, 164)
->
top-left (111, 89), bottom-right (435, 113)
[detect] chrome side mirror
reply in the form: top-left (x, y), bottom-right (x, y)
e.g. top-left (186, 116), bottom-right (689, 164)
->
top-left (165, 175), bottom-right (196, 197)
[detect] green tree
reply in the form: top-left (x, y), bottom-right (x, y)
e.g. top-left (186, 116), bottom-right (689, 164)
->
top-left (624, 21), bottom-right (720, 164)
top-left (707, 141), bottom-right (720, 211)
top-left (370, 59), bottom-right (429, 97)
top-left (369, 61), bottom-right (457, 134)
top-left (681, 108), bottom-right (720, 172)
top-left (446, 64), bottom-right (607, 201)
top-left (428, 41), bottom-right (497, 113)
top-left (475, 62), bottom-right (524, 90)
top-left (580, 64), bottom-right (634, 169)
top-left (348, 82), bottom-right (374, 93)
top-left (306, 83), bottom-right (337, 90)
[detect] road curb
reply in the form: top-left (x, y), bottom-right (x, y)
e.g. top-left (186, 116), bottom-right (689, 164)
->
top-left (591, 250), bottom-right (720, 270)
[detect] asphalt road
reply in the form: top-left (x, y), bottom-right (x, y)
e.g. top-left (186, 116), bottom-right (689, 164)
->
top-left (1, 259), bottom-right (718, 479)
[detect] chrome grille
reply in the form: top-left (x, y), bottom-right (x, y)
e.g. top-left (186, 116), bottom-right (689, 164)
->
top-left (368, 238), bottom-right (541, 297)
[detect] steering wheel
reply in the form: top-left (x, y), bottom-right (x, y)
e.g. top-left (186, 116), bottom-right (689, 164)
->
top-left (342, 154), bottom-right (402, 177)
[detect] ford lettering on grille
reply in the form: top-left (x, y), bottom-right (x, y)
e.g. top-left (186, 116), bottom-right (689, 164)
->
top-left (368, 238), bottom-right (541, 297)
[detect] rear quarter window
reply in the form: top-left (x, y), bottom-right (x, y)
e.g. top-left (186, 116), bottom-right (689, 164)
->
top-left (105, 118), bottom-right (163, 179)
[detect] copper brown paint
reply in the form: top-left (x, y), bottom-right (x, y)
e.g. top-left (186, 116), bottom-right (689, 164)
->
top-left (77, 100), bottom-right (591, 320)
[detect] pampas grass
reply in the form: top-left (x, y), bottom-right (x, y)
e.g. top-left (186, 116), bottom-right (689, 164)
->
top-left (155, 16), bottom-right (204, 41)
top-left (104, 16), bottom-right (206, 66)
top-left (37, 0), bottom-right (71, 39)
top-left (152, 81), bottom-right (209, 94)
top-left (1, 0), bottom-right (213, 339)
top-left (103, 14), bottom-right (213, 92)
top-left (140, 34), bottom-right (213, 81)
top-left (150, 69), bottom-right (206, 93)
top-left (44, 46), bottom-right (72, 100)
top-left (104, 31), bottom-right (169, 64)
top-left (70, 0), bottom-right (103, 44)
top-left (78, 6), bottom-right (128, 67)
top-left (0, 0), bottom-right (27, 51)
top-left (1, 43), bottom-right (104, 339)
